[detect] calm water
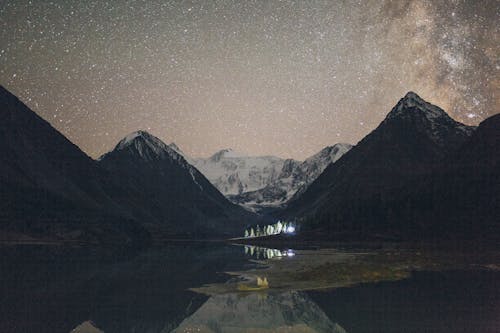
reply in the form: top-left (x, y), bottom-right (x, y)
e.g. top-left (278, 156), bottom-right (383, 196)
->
top-left (0, 242), bottom-right (499, 333)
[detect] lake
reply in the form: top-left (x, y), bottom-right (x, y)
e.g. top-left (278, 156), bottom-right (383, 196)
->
top-left (0, 242), bottom-right (499, 333)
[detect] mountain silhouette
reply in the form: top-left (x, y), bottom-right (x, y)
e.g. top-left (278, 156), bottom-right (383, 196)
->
top-left (0, 85), bottom-right (147, 243)
top-left (282, 92), bottom-right (498, 239)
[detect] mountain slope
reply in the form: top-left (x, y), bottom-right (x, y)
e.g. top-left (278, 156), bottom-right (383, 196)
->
top-left (424, 113), bottom-right (500, 234)
top-left (282, 92), bottom-right (480, 238)
top-left (98, 131), bottom-right (255, 237)
top-left (0, 85), bottom-right (146, 243)
top-left (229, 143), bottom-right (352, 211)
top-left (192, 149), bottom-right (289, 196)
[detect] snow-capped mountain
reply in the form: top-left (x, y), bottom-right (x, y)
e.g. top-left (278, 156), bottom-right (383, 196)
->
top-left (102, 131), bottom-right (186, 163)
top-left (229, 143), bottom-right (352, 211)
top-left (98, 131), bottom-right (254, 237)
top-left (172, 291), bottom-right (348, 333)
top-left (176, 144), bottom-right (352, 212)
top-left (282, 91), bottom-right (479, 238)
top-left (0, 83), bottom-right (254, 241)
top-left (191, 149), bottom-right (290, 196)
top-left (384, 91), bottom-right (475, 148)
top-left (167, 142), bottom-right (190, 160)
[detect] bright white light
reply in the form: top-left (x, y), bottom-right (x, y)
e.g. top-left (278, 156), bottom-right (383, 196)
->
top-left (286, 249), bottom-right (295, 257)
top-left (286, 226), bottom-right (295, 233)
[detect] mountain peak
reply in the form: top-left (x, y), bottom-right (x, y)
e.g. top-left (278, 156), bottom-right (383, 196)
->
top-left (304, 143), bottom-right (353, 165)
top-left (386, 91), bottom-right (450, 122)
top-left (324, 143), bottom-right (353, 152)
top-left (217, 148), bottom-right (234, 154)
top-left (108, 130), bottom-right (183, 162)
top-left (115, 130), bottom-right (162, 150)
top-left (402, 91), bottom-right (423, 101)
top-left (378, 92), bottom-right (475, 149)
top-left (209, 148), bottom-right (243, 161)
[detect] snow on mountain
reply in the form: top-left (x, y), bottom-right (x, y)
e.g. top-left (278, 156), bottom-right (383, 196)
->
top-left (167, 142), bottom-right (182, 154)
top-left (229, 143), bottom-right (352, 211)
top-left (387, 91), bottom-right (446, 121)
top-left (98, 131), bottom-right (254, 236)
top-left (105, 135), bottom-right (350, 214)
top-left (168, 144), bottom-right (351, 212)
top-left (281, 91), bottom-right (478, 237)
top-left (70, 321), bottom-right (104, 333)
top-left (102, 131), bottom-right (208, 189)
top-left (294, 143), bottom-right (353, 192)
top-left (171, 291), bottom-right (348, 333)
top-left (106, 130), bottom-right (184, 163)
top-left (384, 91), bottom-right (474, 147)
top-left (191, 149), bottom-right (290, 196)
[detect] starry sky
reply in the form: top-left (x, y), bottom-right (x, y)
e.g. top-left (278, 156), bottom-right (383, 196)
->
top-left (1, 0), bottom-right (498, 160)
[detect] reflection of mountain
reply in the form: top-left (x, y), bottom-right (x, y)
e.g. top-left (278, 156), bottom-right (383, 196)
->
top-left (70, 321), bottom-right (104, 333)
top-left (171, 291), bottom-right (348, 333)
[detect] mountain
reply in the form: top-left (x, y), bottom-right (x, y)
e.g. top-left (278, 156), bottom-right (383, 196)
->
top-left (167, 142), bottom-right (190, 160)
top-left (422, 113), bottom-right (500, 235)
top-left (281, 92), bottom-right (487, 239)
top-left (98, 131), bottom-right (255, 238)
top-left (0, 85), bottom-right (147, 244)
top-left (229, 143), bottom-right (352, 211)
top-left (172, 291), bottom-right (348, 333)
top-left (0, 85), bottom-right (252, 241)
top-left (192, 149), bottom-right (289, 196)
top-left (453, 113), bottom-right (500, 167)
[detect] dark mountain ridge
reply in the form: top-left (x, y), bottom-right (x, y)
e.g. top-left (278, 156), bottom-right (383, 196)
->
top-left (281, 92), bottom-right (497, 239)
top-left (228, 143), bottom-right (352, 212)
top-left (2, 85), bottom-right (496, 242)
top-left (0, 85), bottom-right (147, 244)
top-left (98, 130), bottom-right (255, 238)
top-left (0, 86), bottom-right (255, 242)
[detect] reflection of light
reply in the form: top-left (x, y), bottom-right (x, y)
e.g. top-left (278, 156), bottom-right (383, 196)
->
top-left (286, 226), bottom-right (295, 233)
top-left (244, 245), bottom-right (296, 259)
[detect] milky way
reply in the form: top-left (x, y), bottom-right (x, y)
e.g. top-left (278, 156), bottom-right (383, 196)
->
top-left (1, 0), bottom-right (498, 159)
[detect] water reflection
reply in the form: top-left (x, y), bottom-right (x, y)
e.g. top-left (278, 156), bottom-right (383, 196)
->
top-left (0, 244), bottom-right (243, 333)
top-left (71, 321), bottom-right (103, 333)
top-left (1, 243), bottom-right (498, 333)
top-left (172, 291), bottom-right (348, 333)
top-left (244, 245), bottom-right (295, 259)
top-left (237, 275), bottom-right (269, 291)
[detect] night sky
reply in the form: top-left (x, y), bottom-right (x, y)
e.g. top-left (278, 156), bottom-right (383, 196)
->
top-left (1, 0), bottom-right (498, 160)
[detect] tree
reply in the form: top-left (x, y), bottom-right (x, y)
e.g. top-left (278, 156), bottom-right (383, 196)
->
top-left (276, 221), bottom-right (283, 234)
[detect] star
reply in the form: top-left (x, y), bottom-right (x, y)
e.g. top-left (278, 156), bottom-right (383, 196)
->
top-left (0, 0), bottom-right (498, 160)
